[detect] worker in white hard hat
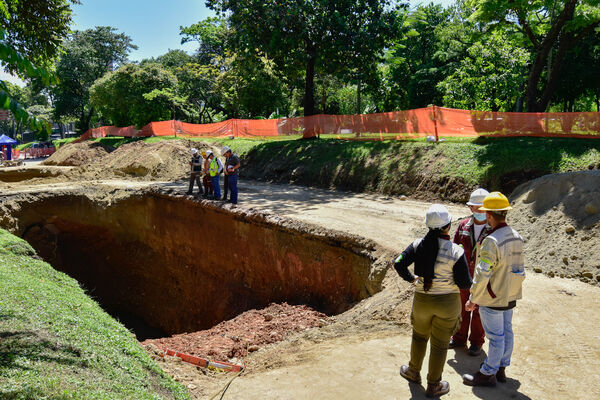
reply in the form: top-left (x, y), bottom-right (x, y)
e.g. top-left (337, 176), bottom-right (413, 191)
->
top-left (206, 150), bottom-right (223, 200)
top-left (395, 204), bottom-right (472, 398)
top-left (449, 188), bottom-right (491, 356)
top-left (462, 192), bottom-right (525, 387)
top-left (186, 148), bottom-right (204, 196)
top-left (221, 146), bottom-right (240, 204)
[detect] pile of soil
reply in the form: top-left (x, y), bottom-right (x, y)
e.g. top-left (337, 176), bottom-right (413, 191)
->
top-left (82, 140), bottom-right (194, 180)
top-left (142, 303), bottom-right (327, 362)
top-left (43, 142), bottom-right (114, 166)
top-left (44, 139), bottom-right (219, 181)
top-left (510, 170), bottom-right (600, 284)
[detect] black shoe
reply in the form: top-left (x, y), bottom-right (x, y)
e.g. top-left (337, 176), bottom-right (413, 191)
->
top-left (463, 371), bottom-right (497, 387)
top-left (185, 191), bottom-right (193, 195)
top-left (496, 367), bottom-right (507, 383)
top-left (449, 338), bottom-right (466, 349)
top-left (468, 344), bottom-right (482, 356)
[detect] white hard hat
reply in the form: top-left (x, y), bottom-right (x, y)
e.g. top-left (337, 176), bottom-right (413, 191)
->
top-left (425, 204), bottom-right (452, 229)
top-left (466, 188), bottom-right (490, 206)
top-left (190, 148), bottom-right (198, 155)
top-left (221, 146), bottom-right (231, 156)
top-left (206, 150), bottom-right (213, 156)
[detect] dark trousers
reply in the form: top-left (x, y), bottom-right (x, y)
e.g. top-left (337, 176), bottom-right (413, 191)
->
top-left (228, 174), bottom-right (238, 204)
top-left (223, 174), bottom-right (229, 200)
top-left (188, 172), bottom-right (203, 194)
top-left (203, 175), bottom-right (213, 195)
top-left (451, 288), bottom-right (485, 347)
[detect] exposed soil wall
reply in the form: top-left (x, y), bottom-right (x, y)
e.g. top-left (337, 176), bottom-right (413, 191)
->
top-left (0, 189), bottom-right (388, 337)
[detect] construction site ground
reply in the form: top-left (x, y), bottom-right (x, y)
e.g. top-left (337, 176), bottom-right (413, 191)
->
top-left (2, 145), bottom-right (599, 399)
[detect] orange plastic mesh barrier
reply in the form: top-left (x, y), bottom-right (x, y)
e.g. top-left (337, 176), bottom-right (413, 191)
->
top-left (76, 106), bottom-right (600, 141)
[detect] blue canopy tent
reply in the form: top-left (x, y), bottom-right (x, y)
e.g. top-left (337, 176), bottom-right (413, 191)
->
top-left (0, 134), bottom-right (18, 161)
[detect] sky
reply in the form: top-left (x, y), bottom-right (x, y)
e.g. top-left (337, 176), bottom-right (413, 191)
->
top-left (1, 0), bottom-right (454, 87)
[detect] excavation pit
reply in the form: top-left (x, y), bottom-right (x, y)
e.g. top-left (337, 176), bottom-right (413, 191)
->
top-left (0, 189), bottom-right (387, 340)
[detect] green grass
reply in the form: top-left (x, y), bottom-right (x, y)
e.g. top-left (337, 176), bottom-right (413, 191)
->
top-left (0, 229), bottom-right (190, 400)
top-left (52, 138), bottom-right (78, 149)
top-left (75, 134), bottom-right (600, 198)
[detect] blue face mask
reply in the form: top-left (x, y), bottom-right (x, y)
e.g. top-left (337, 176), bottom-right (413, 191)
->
top-left (473, 212), bottom-right (487, 222)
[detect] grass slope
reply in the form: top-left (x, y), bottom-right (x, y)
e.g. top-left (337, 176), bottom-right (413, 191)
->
top-left (93, 135), bottom-right (600, 200)
top-left (0, 229), bottom-right (190, 400)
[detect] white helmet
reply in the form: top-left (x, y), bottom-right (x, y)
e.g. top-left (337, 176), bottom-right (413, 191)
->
top-left (425, 204), bottom-right (452, 229)
top-left (221, 146), bottom-right (231, 156)
top-left (206, 150), bottom-right (213, 157)
top-left (190, 148), bottom-right (198, 155)
top-left (466, 188), bottom-right (490, 206)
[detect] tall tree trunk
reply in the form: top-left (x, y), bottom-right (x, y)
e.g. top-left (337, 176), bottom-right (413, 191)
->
top-left (304, 46), bottom-right (317, 116)
top-left (357, 78), bottom-right (361, 115)
top-left (524, 0), bottom-right (577, 111)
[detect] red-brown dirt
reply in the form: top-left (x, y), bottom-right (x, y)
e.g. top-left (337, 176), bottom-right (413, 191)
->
top-left (143, 303), bottom-right (327, 361)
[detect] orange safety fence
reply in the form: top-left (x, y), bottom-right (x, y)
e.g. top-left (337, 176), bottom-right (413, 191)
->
top-left (11, 147), bottom-right (56, 159)
top-left (75, 106), bottom-right (600, 141)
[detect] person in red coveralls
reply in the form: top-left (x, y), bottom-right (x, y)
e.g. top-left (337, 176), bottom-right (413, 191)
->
top-left (449, 188), bottom-right (490, 356)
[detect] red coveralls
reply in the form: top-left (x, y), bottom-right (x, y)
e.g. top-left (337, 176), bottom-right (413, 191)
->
top-left (451, 217), bottom-right (490, 347)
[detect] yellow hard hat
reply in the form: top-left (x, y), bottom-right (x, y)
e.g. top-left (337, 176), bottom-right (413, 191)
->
top-left (479, 191), bottom-right (512, 211)
top-left (201, 150), bottom-right (207, 157)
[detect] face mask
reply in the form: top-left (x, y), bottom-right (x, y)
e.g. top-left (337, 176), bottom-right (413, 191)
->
top-left (473, 212), bottom-right (487, 221)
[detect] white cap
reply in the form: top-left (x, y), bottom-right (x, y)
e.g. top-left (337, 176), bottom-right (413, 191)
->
top-left (221, 146), bottom-right (231, 156)
top-left (206, 150), bottom-right (213, 156)
top-left (190, 148), bottom-right (198, 155)
top-left (425, 204), bottom-right (452, 229)
top-left (467, 188), bottom-right (490, 206)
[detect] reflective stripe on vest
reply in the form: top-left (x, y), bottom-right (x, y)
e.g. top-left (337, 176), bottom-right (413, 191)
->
top-left (209, 157), bottom-right (219, 177)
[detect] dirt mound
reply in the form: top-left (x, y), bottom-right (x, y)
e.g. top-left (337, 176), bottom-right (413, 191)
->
top-left (84, 140), bottom-right (195, 180)
top-left (510, 170), bottom-right (600, 284)
top-left (47, 139), bottom-right (219, 181)
top-left (43, 142), bottom-right (114, 166)
top-left (143, 303), bottom-right (327, 362)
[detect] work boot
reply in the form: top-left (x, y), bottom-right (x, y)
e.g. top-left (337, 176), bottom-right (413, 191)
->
top-left (467, 344), bottom-right (482, 356)
top-left (425, 381), bottom-right (450, 398)
top-left (449, 338), bottom-right (465, 349)
top-left (462, 371), bottom-right (497, 387)
top-left (399, 365), bottom-right (421, 384)
top-left (496, 367), bottom-right (507, 383)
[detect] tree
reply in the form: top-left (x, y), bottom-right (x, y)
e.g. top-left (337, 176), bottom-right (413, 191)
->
top-left (438, 30), bottom-right (529, 111)
top-left (52, 26), bottom-right (137, 133)
top-left (90, 63), bottom-right (184, 128)
top-left (471, 0), bottom-right (600, 112)
top-left (0, 0), bottom-right (76, 136)
top-left (206, 0), bottom-right (399, 116)
top-left (0, 0), bottom-right (78, 71)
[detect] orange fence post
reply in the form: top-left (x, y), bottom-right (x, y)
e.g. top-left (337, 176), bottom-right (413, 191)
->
top-left (432, 105), bottom-right (439, 141)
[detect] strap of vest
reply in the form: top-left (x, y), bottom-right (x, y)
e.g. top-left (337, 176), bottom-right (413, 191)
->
top-left (486, 282), bottom-right (497, 298)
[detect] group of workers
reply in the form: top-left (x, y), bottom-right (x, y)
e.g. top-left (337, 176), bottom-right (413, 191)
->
top-left (394, 189), bottom-right (525, 397)
top-left (187, 146), bottom-right (240, 204)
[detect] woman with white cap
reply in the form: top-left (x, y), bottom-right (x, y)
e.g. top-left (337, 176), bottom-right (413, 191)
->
top-left (394, 204), bottom-right (472, 398)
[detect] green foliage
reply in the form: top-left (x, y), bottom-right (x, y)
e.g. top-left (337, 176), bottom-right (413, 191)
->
top-left (52, 26), bottom-right (137, 133)
top-left (469, 0), bottom-right (600, 111)
top-left (439, 30), bottom-right (529, 111)
top-left (90, 63), bottom-right (181, 128)
top-left (0, 29), bottom-right (56, 135)
top-left (207, 0), bottom-right (400, 116)
top-left (0, 229), bottom-right (191, 399)
top-left (0, 0), bottom-right (77, 70)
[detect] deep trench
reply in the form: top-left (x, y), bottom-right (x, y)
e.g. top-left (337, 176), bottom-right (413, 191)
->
top-left (4, 190), bottom-right (382, 340)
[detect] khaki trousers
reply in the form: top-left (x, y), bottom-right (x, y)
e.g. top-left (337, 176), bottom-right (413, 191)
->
top-left (409, 291), bottom-right (461, 384)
